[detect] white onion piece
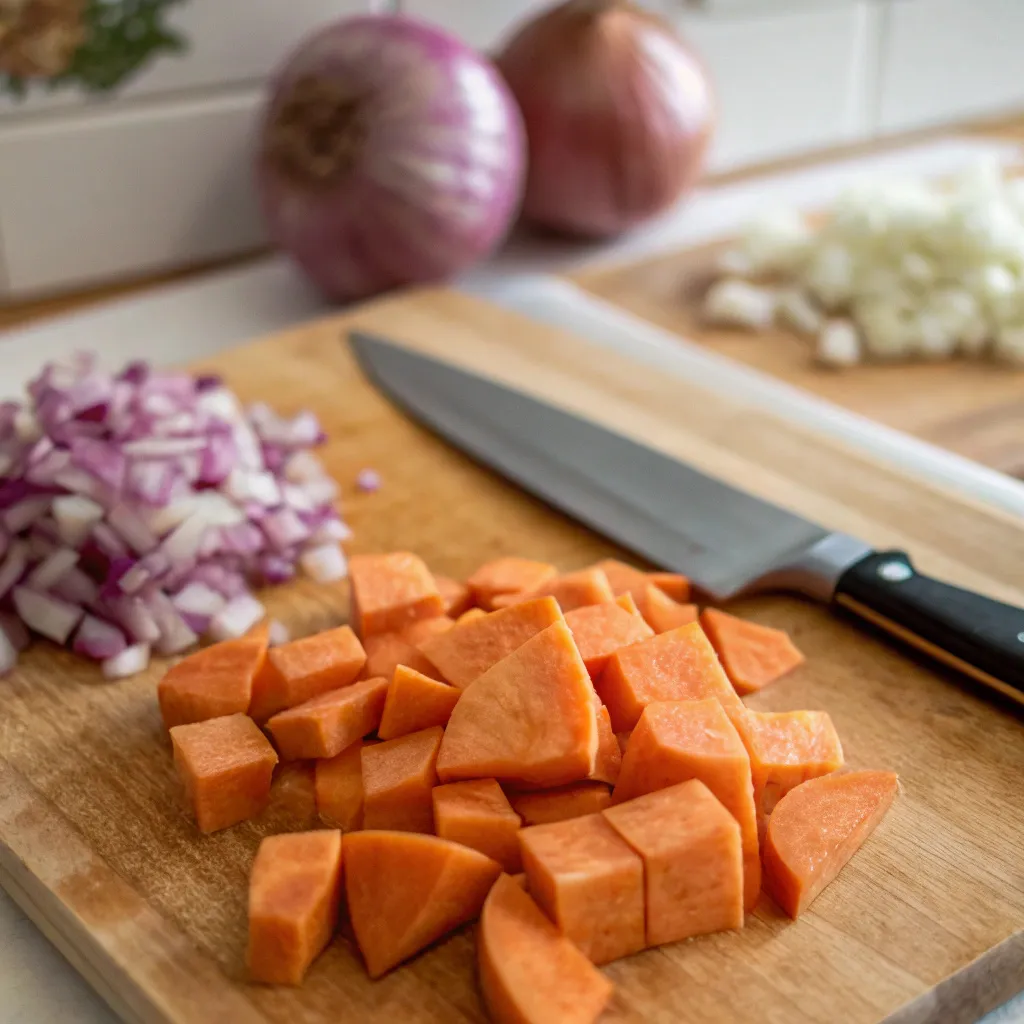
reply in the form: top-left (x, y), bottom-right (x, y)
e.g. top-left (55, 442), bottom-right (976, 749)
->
top-left (52, 495), bottom-right (104, 548)
top-left (12, 587), bottom-right (84, 644)
top-left (73, 616), bottom-right (128, 660)
top-left (26, 547), bottom-right (79, 590)
top-left (208, 594), bottom-right (265, 642)
top-left (299, 543), bottom-right (348, 583)
top-left (102, 643), bottom-right (151, 680)
top-left (268, 619), bottom-right (290, 646)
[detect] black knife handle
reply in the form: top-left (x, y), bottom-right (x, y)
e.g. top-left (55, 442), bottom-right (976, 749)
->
top-left (834, 551), bottom-right (1024, 707)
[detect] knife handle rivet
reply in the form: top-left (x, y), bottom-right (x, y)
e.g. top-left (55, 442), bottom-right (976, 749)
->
top-left (878, 560), bottom-right (913, 583)
top-left (1017, 631), bottom-right (1024, 645)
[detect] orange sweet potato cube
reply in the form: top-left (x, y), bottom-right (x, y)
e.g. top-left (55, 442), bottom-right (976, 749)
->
top-left (467, 557), bottom-right (558, 610)
top-left (361, 726), bottom-right (443, 833)
top-left (701, 608), bottom-right (805, 695)
top-left (170, 714), bottom-right (278, 833)
top-left (249, 625), bottom-right (366, 722)
top-left (519, 812), bottom-right (645, 964)
top-left (266, 677), bottom-right (389, 760)
top-left (640, 585), bottom-right (699, 634)
top-left (377, 665), bottom-right (461, 740)
top-left (433, 574), bottom-right (473, 617)
top-left (564, 599), bottom-right (653, 679)
top-left (315, 739), bottom-right (372, 831)
top-left (612, 699), bottom-right (761, 910)
top-left (590, 705), bottom-right (622, 786)
top-left (510, 782), bottom-right (612, 827)
top-left (361, 631), bottom-right (442, 682)
top-left (596, 622), bottom-right (740, 732)
top-left (349, 552), bottom-right (445, 638)
top-left (492, 568), bottom-right (616, 613)
top-left (158, 629), bottom-right (269, 730)
top-left (247, 829), bottom-right (343, 985)
top-left (432, 779), bottom-right (523, 873)
top-left (603, 780), bottom-right (744, 946)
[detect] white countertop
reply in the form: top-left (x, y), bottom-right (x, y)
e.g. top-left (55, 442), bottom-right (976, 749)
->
top-left (2, 136), bottom-right (1022, 1024)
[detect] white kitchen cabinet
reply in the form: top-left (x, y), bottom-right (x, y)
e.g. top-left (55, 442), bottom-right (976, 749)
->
top-left (876, 0), bottom-right (1024, 133)
top-left (397, 1), bottom-right (550, 51)
top-left (673, 2), bottom-right (879, 171)
top-left (0, 91), bottom-right (267, 296)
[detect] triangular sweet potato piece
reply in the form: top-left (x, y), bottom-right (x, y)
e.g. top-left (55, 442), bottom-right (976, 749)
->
top-left (564, 599), bottom-right (653, 679)
top-left (478, 873), bottom-right (613, 1024)
top-left (437, 620), bottom-right (598, 788)
top-left (377, 665), bottom-right (461, 740)
top-left (700, 608), bottom-right (804, 695)
top-left (419, 596), bottom-right (563, 689)
top-left (641, 584), bottom-right (699, 634)
top-left (344, 830), bottom-right (501, 978)
top-left (763, 770), bottom-right (898, 918)
top-left (492, 568), bottom-right (615, 613)
top-left (467, 557), bottom-right (557, 610)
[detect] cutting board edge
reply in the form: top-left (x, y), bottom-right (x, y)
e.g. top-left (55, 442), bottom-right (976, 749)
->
top-left (0, 756), bottom-right (270, 1024)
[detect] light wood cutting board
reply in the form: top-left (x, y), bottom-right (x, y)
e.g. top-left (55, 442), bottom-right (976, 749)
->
top-left (0, 288), bottom-right (1022, 1024)
top-left (574, 245), bottom-right (1024, 480)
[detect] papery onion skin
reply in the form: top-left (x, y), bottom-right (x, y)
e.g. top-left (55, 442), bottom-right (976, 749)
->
top-left (257, 16), bottom-right (526, 302)
top-left (497, 0), bottom-right (714, 239)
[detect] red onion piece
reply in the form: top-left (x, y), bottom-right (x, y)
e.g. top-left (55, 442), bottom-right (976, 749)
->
top-left (0, 625), bottom-right (16, 676)
top-left (208, 594), bottom-right (265, 642)
top-left (497, 0), bottom-right (714, 238)
top-left (256, 15), bottom-right (525, 301)
top-left (102, 642), bottom-right (151, 680)
top-left (12, 586), bottom-right (84, 644)
top-left (73, 615), bottom-right (128, 660)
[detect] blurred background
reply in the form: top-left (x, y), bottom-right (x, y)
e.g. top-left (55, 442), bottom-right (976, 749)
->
top-left (0, 0), bottom-right (1022, 302)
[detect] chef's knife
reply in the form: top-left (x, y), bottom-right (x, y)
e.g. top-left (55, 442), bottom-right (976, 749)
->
top-left (349, 330), bottom-right (1024, 707)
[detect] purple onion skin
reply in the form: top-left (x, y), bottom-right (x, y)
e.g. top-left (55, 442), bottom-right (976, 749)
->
top-left (256, 16), bottom-right (526, 302)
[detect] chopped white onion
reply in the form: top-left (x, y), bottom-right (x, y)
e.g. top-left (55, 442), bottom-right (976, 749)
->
top-left (102, 643), bottom-right (151, 679)
top-left (208, 594), bottom-right (265, 642)
top-left (299, 543), bottom-right (348, 583)
top-left (702, 278), bottom-right (777, 331)
top-left (816, 319), bottom-right (863, 369)
top-left (12, 586), bottom-right (84, 644)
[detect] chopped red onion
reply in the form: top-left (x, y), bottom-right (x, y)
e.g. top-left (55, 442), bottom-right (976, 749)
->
top-left (26, 547), bottom-right (79, 590)
top-left (12, 586), bottom-right (84, 644)
top-left (102, 642), bottom-right (151, 679)
top-left (52, 566), bottom-right (99, 605)
top-left (268, 619), bottom-right (290, 646)
top-left (108, 504), bottom-right (159, 555)
top-left (4, 497), bottom-right (50, 534)
top-left (0, 612), bottom-right (30, 651)
top-left (73, 615), bottom-right (128, 660)
top-left (299, 543), bottom-right (348, 583)
top-left (0, 543), bottom-right (28, 600)
top-left (0, 625), bottom-right (16, 676)
top-left (356, 468), bottom-right (381, 493)
top-left (208, 594), bottom-right (265, 642)
top-left (145, 589), bottom-right (198, 656)
top-left (262, 507), bottom-right (310, 550)
top-left (172, 581), bottom-right (226, 620)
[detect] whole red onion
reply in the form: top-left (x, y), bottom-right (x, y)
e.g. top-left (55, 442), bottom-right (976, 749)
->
top-left (257, 16), bottom-right (526, 301)
top-left (497, 0), bottom-right (714, 239)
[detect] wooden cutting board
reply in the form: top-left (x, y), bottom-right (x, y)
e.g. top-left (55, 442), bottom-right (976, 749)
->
top-left (574, 245), bottom-right (1024, 480)
top-left (1, 288), bottom-right (1022, 1024)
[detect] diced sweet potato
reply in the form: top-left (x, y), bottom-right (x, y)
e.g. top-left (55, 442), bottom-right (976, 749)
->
top-left (590, 706), bottom-right (622, 786)
top-left (492, 568), bottom-right (615, 613)
top-left (250, 626), bottom-right (366, 723)
top-left (400, 615), bottom-right (455, 646)
top-left (344, 830), bottom-right (501, 978)
top-left (247, 830), bottom-right (343, 985)
top-left (158, 630), bottom-right (269, 730)
top-left (510, 782), bottom-right (612, 827)
top-left (315, 739), bottom-right (371, 832)
top-left (603, 780), bottom-right (744, 946)
top-left (612, 700), bottom-right (761, 910)
top-left (467, 557), bottom-right (557, 610)
top-left (170, 714), bottom-right (278, 833)
top-left (614, 593), bottom-right (642, 615)
top-left (647, 572), bottom-right (691, 603)
top-left (377, 665), bottom-right (461, 740)
top-left (763, 770), bottom-right (898, 919)
top-left (361, 631), bottom-right (442, 682)
top-left (596, 622), bottom-right (741, 732)
top-left (701, 608), bottom-right (805, 695)
top-left (519, 812), bottom-right (645, 964)
top-left (727, 707), bottom-right (844, 827)
top-left (433, 779), bottom-right (522, 873)
top-left (420, 596), bottom-right (563, 689)
top-left (433, 574), bottom-right (472, 618)
top-left (256, 761), bottom-right (319, 834)
top-left (361, 726), bottom-right (443, 833)
top-left (591, 560), bottom-right (651, 599)
top-left (478, 873), bottom-right (613, 1024)
top-left (457, 608), bottom-right (487, 625)
top-left (564, 600), bottom-right (654, 679)
top-left (767, 770), bottom-right (898, 917)
top-left (641, 585), bottom-right (699, 634)
top-left (616, 731), bottom-right (632, 755)
top-left (349, 552), bottom-right (445, 638)
top-left (437, 621), bottom-right (598, 788)
top-left (266, 677), bottom-right (388, 760)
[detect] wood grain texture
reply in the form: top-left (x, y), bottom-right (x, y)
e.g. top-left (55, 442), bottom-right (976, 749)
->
top-left (574, 242), bottom-right (1024, 481)
top-left (0, 288), bottom-right (1022, 1024)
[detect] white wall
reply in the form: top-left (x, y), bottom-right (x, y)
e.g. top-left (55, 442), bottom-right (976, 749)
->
top-left (0, 0), bottom-right (1021, 300)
